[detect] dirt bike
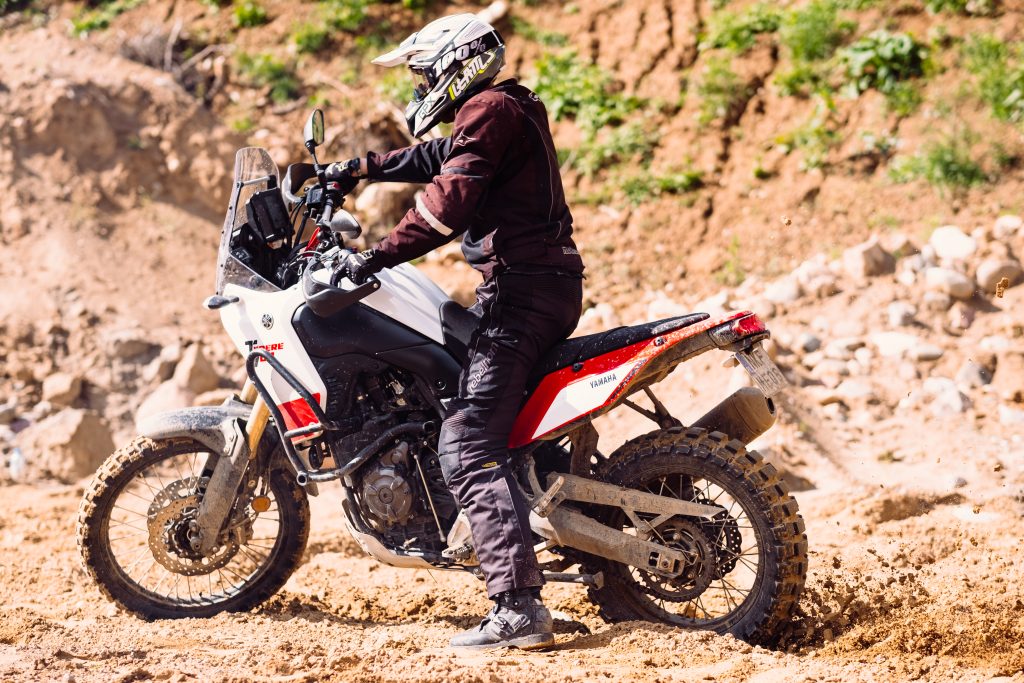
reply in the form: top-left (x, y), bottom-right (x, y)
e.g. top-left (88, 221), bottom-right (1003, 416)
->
top-left (77, 109), bottom-right (807, 643)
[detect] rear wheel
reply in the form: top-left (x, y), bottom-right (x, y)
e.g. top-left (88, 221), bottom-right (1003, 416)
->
top-left (77, 437), bottom-right (309, 619)
top-left (582, 427), bottom-right (806, 644)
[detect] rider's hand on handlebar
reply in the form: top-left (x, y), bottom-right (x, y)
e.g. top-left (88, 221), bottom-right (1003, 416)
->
top-left (335, 249), bottom-right (384, 286)
top-left (324, 158), bottom-right (364, 195)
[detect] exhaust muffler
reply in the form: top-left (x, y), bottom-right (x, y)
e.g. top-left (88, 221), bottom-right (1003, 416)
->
top-left (691, 387), bottom-right (776, 444)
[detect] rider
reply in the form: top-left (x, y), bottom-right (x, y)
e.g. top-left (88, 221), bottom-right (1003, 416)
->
top-left (326, 13), bottom-right (585, 650)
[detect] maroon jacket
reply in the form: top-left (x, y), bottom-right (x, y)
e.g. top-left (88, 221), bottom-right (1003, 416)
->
top-left (365, 80), bottom-right (584, 280)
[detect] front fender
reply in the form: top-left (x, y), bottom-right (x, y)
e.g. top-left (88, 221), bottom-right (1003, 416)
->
top-left (136, 400), bottom-right (252, 456)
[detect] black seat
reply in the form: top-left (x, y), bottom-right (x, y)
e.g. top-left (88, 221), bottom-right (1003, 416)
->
top-left (528, 313), bottom-right (710, 385)
top-left (439, 300), bottom-right (709, 386)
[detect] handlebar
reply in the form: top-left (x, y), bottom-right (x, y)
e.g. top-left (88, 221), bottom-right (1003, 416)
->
top-left (302, 261), bottom-right (380, 318)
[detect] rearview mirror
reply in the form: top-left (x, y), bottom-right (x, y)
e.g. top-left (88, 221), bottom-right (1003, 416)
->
top-left (329, 210), bottom-right (362, 239)
top-left (303, 109), bottom-right (325, 150)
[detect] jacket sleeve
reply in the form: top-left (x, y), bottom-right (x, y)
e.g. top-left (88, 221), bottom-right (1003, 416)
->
top-left (372, 95), bottom-right (521, 267)
top-left (366, 137), bottom-right (453, 184)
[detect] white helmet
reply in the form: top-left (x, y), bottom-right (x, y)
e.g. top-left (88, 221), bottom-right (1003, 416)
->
top-left (373, 13), bottom-right (505, 138)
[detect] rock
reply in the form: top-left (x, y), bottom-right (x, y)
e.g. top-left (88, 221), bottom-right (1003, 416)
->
top-left (910, 344), bottom-right (944, 362)
top-left (797, 333), bottom-right (821, 354)
top-left (993, 214), bottom-right (1023, 239)
top-left (922, 291), bottom-right (953, 313)
top-left (15, 409), bottom-right (114, 482)
top-left (956, 360), bottom-right (992, 388)
top-left (976, 258), bottom-right (1023, 294)
top-left (801, 350), bottom-right (824, 369)
top-left (193, 389), bottom-right (236, 407)
top-left (929, 225), bottom-right (977, 262)
top-left (107, 330), bottom-right (158, 359)
top-left (42, 373), bottom-right (82, 406)
top-left (173, 345), bottom-right (221, 394)
top-left (0, 399), bottom-right (17, 425)
top-left (835, 378), bottom-right (878, 403)
top-left (887, 301), bottom-right (917, 327)
top-left (919, 244), bottom-right (938, 267)
top-left (898, 362), bottom-right (920, 381)
top-left (991, 352), bottom-right (1024, 403)
top-left (853, 346), bottom-right (874, 368)
top-left (869, 331), bottom-right (918, 358)
top-left (576, 303), bottom-right (621, 336)
top-left (135, 380), bottom-right (196, 429)
top-left (924, 377), bottom-right (972, 417)
top-left (951, 476), bottom-right (968, 489)
top-left (824, 337), bottom-right (864, 361)
top-left (947, 302), bottom-right (976, 332)
top-left (693, 290), bottom-right (730, 316)
top-left (842, 238), bottom-right (895, 279)
top-left (998, 405), bottom-right (1024, 426)
top-left (355, 182), bottom-right (418, 238)
top-left (924, 267), bottom-right (976, 300)
top-left (764, 277), bottom-right (803, 304)
top-left (810, 359), bottom-right (849, 388)
top-left (882, 232), bottom-right (918, 258)
top-left (793, 257), bottom-right (838, 298)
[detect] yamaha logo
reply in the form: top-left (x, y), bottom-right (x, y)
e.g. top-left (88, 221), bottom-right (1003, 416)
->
top-left (261, 314), bottom-right (274, 329)
top-left (590, 372), bottom-right (618, 389)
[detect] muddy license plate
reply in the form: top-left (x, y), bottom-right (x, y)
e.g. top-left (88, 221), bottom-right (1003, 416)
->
top-left (736, 345), bottom-right (788, 397)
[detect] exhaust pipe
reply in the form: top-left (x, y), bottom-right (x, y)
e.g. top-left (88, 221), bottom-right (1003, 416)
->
top-left (691, 387), bottom-right (776, 445)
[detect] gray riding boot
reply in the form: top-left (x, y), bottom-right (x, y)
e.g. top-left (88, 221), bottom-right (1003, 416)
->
top-left (450, 589), bottom-right (555, 651)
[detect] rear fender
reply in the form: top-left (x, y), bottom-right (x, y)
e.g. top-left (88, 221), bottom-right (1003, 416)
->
top-left (509, 311), bottom-right (753, 448)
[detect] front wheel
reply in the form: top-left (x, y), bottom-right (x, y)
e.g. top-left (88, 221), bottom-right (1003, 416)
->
top-left (581, 427), bottom-right (807, 644)
top-left (77, 437), bottom-right (309, 619)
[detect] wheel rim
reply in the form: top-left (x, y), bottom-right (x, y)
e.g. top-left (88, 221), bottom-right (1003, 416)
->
top-left (102, 442), bottom-right (285, 608)
top-left (615, 469), bottom-right (764, 628)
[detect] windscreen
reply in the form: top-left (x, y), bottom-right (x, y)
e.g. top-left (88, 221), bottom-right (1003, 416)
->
top-left (215, 147), bottom-right (282, 295)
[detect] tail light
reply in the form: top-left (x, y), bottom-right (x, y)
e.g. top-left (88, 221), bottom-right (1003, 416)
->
top-left (709, 313), bottom-right (769, 348)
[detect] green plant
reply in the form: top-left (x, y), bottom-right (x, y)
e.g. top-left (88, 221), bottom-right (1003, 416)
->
top-left (532, 52), bottom-right (642, 133)
top-left (232, 0), bottom-right (268, 28)
top-left (776, 95), bottom-right (840, 169)
top-left (622, 169), bottom-right (704, 205)
top-left (841, 30), bottom-right (927, 95)
top-left (884, 80), bottom-right (923, 116)
top-left (890, 135), bottom-right (987, 195)
top-left (402, 0), bottom-right (427, 7)
top-left (70, 0), bottom-right (144, 35)
top-left (237, 52), bottom-right (300, 102)
top-left (702, 3), bottom-right (781, 53)
top-left (377, 67), bottom-right (411, 105)
top-left (925, 0), bottom-right (996, 14)
top-left (962, 35), bottom-right (1024, 123)
top-left (574, 123), bottom-right (659, 176)
top-left (324, 0), bottom-right (370, 31)
top-left (715, 236), bottom-right (746, 286)
top-left (230, 115), bottom-right (254, 133)
top-left (510, 17), bottom-right (567, 47)
top-left (697, 57), bottom-right (750, 126)
top-left (781, 0), bottom-right (855, 63)
top-left (292, 22), bottom-right (330, 53)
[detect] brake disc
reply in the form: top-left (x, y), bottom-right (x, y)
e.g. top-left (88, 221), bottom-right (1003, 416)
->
top-left (694, 496), bottom-right (743, 577)
top-left (146, 478), bottom-right (240, 576)
top-left (636, 519), bottom-right (716, 602)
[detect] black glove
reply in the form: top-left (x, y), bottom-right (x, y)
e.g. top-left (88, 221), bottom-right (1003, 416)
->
top-left (324, 158), bottom-right (363, 195)
top-left (336, 249), bottom-right (384, 286)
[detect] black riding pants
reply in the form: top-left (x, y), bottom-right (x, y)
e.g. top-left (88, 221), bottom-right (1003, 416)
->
top-left (438, 269), bottom-right (583, 598)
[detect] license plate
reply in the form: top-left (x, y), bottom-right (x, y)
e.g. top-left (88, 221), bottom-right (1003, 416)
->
top-left (736, 345), bottom-right (788, 397)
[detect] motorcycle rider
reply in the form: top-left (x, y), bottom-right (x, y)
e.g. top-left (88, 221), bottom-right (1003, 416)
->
top-left (325, 13), bottom-right (585, 650)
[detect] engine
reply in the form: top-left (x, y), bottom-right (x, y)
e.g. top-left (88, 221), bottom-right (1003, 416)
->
top-left (360, 442), bottom-right (416, 531)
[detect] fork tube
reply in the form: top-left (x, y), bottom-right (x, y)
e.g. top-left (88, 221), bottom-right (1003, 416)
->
top-left (246, 395), bottom-right (270, 458)
top-left (239, 379), bottom-right (258, 404)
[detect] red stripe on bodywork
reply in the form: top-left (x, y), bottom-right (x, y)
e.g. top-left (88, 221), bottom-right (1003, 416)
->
top-left (278, 393), bottom-right (322, 432)
top-left (508, 311), bottom-right (749, 448)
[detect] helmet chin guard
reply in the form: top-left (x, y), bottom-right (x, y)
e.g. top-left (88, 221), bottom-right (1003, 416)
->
top-left (373, 13), bottom-right (506, 138)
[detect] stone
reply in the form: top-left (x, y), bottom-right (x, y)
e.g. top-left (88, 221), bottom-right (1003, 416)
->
top-left (898, 362), bottom-right (920, 381)
top-left (42, 373), bottom-right (82, 407)
top-left (956, 360), bottom-right (993, 388)
top-left (577, 303), bottom-right (621, 336)
top-left (910, 344), bottom-right (944, 362)
top-left (793, 257), bottom-right (839, 298)
top-left (924, 267), bottom-right (976, 300)
top-left (797, 333), bottom-right (822, 354)
top-left (991, 352), bottom-right (1024, 403)
top-left (764, 277), bottom-right (803, 304)
top-left (947, 302), bottom-right (976, 332)
top-left (887, 301), bottom-right (916, 327)
top-left (842, 238), bottom-right (895, 279)
top-left (0, 399), bottom-right (17, 425)
top-left (355, 182), bottom-right (418, 238)
top-left (835, 378), bottom-right (878, 403)
top-left (998, 405), bottom-right (1024, 426)
top-left (976, 258), bottom-right (1023, 294)
top-left (135, 380), bottom-right (196, 430)
top-left (869, 332), bottom-right (918, 358)
top-left (922, 291), bottom-right (953, 313)
top-left (15, 409), bottom-right (114, 483)
top-left (924, 377), bottom-right (972, 417)
top-left (801, 350), bottom-right (824, 369)
top-left (173, 345), bottom-right (221, 394)
top-left (993, 214), bottom-right (1023, 239)
top-left (193, 389), bottom-right (236, 407)
top-left (811, 359), bottom-right (849, 387)
top-left (853, 346), bottom-right (874, 368)
top-left (107, 330), bottom-right (158, 359)
top-left (824, 337), bottom-right (864, 361)
top-left (929, 225), bottom-right (977, 262)
top-left (882, 232), bottom-right (918, 258)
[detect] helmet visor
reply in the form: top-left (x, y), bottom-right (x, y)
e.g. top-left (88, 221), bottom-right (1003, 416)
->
top-left (411, 68), bottom-right (433, 102)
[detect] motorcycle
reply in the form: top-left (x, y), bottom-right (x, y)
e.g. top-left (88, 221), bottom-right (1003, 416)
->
top-left (77, 109), bottom-right (807, 644)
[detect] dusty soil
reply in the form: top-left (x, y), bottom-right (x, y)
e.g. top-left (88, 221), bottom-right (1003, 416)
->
top-left (2, 1), bottom-right (1024, 681)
